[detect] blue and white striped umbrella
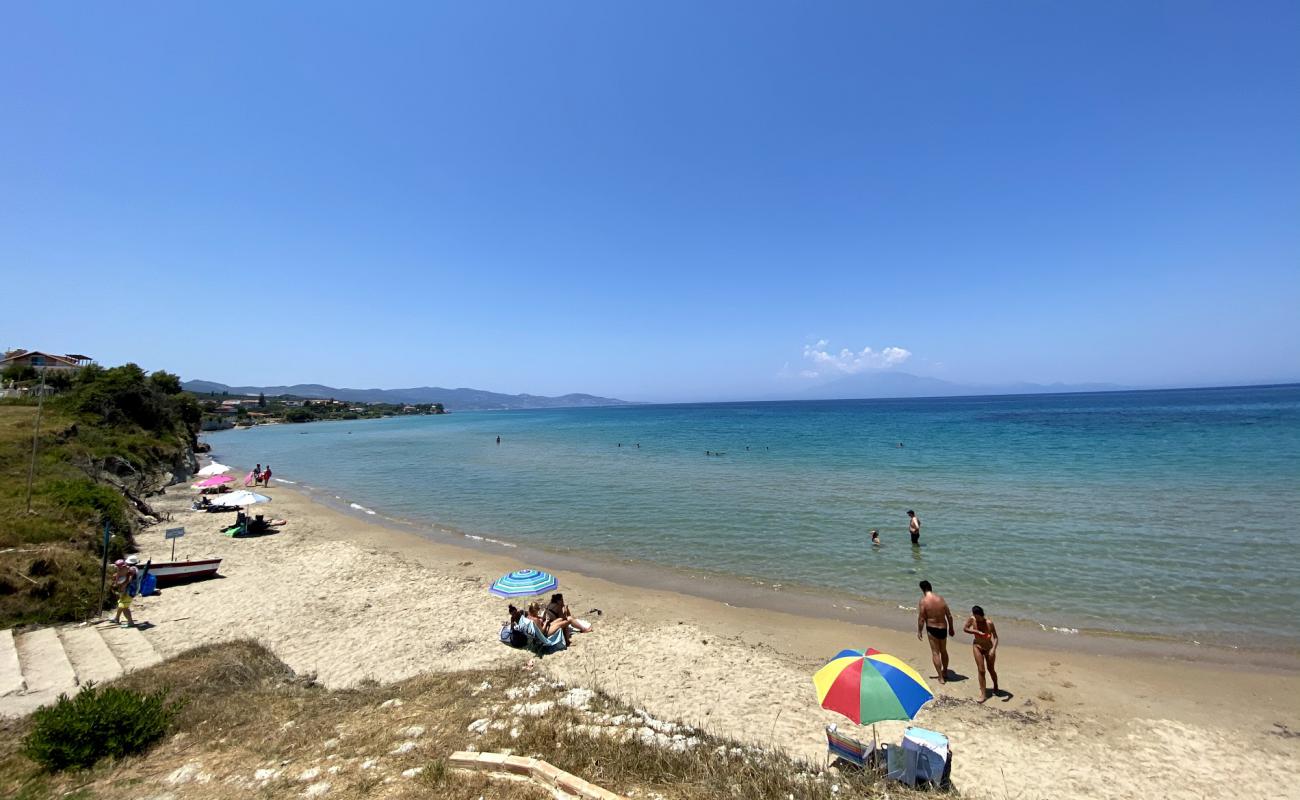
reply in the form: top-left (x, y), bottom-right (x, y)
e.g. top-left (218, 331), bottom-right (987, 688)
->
top-left (489, 569), bottom-right (559, 598)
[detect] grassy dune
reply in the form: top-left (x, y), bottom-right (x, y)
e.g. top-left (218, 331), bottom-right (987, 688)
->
top-left (0, 641), bottom-right (908, 800)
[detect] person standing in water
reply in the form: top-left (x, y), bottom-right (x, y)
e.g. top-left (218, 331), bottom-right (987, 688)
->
top-left (917, 580), bottom-right (954, 683)
top-left (908, 509), bottom-right (921, 545)
top-left (870, 529), bottom-right (881, 547)
top-left (496, 436), bottom-right (501, 445)
top-left (964, 605), bottom-right (1000, 702)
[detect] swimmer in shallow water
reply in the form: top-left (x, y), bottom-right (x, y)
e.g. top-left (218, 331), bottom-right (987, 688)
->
top-left (870, 529), bottom-right (880, 547)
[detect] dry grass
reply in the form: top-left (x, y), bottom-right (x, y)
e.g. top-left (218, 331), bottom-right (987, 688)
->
top-left (0, 641), bottom-right (915, 800)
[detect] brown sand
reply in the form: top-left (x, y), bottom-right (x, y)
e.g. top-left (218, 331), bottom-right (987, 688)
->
top-left (137, 475), bottom-right (1300, 800)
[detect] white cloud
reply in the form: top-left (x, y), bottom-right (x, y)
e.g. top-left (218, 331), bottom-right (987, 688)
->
top-left (801, 339), bottom-right (911, 377)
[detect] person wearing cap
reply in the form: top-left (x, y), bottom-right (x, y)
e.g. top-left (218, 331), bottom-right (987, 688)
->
top-left (110, 556), bottom-right (139, 628)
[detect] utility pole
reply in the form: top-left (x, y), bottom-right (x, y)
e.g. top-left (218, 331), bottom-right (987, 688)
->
top-left (24, 369), bottom-right (46, 514)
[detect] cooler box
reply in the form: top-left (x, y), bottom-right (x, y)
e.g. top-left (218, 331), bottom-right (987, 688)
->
top-left (887, 726), bottom-right (951, 788)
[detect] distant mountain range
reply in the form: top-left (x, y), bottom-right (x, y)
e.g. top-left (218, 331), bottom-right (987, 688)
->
top-left (793, 371), bottom-right (1130, 400)
top-left (183, 380), bottom-right (632, 411)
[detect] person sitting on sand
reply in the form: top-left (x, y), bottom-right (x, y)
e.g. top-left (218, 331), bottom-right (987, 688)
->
top-left (543, 593), bottom-right (592, 643)
top-left (509, 603), bottom-right (574, 653)
top-left (963, 605), bottom-right (1000, 702)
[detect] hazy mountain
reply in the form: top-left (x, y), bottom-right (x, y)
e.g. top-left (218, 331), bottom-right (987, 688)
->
top-left (796, 371), bottom-right (1130, 400)
top-left (183, 380), bottom-right (632, 411)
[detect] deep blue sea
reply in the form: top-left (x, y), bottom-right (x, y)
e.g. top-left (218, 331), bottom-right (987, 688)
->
top-left (205, 385), bottom-right (1300, 647)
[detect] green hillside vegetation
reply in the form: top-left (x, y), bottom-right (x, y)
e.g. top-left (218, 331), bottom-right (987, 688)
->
top-left (189, 391), bottom-right (444, 428)
top-left (0, 365), bottom-right (200, 628)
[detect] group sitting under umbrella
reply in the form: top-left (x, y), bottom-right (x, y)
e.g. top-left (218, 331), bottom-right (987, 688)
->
top-left (492, 569), bottom-right (593, 654)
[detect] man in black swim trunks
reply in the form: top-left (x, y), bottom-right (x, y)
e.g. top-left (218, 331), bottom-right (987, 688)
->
top-left (908, 509), bottom-right (921, 545)
top-left (917, 580), bottom-right (954, 684)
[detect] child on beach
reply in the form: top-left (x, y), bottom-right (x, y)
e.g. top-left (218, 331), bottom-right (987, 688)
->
top-left (262, 465), bottom-right (272, 485)
top-left (963, 605), bottom-right (1000, 702)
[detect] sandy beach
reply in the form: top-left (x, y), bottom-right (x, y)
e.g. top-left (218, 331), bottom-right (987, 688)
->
top-left (135, 472), bottom-right (1300, 800)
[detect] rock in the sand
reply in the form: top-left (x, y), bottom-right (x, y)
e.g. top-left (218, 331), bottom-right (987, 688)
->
top-left (512, 700), bottom-right (555, 716)
top-left (360, 759), bottom-right (378, 770)
top-left (402, 767), bottom-right (424, 778)
top-left (298, 767), bottom-right (321, 781)
top-left (400, 725), bottom-right (425, 738)
top-left (322, 738), bottom-right (339, 749)
top-left (378, 698), bottom-right (403, 709)
top-left (391, 741), bottom-right (419, 755)
top-left (559, 688), bottom-right (595, 709)
top-left (468, 718), bottom-right (491, 734)
top-left (166, 762), bottom-right (204, 785)
top-left (303, 780), bottom-right (331, 797)
top-left (254, 768), bottom-right (280, 785)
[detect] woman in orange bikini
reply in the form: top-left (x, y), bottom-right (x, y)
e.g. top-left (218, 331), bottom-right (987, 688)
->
top-left (963, 605), bottom-right (999, 702)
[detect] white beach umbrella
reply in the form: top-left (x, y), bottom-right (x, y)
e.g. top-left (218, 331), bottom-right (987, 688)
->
top-left (216, 490), bottom-right (271, 507)
top-left (197, 462), bottom-right (231, 477)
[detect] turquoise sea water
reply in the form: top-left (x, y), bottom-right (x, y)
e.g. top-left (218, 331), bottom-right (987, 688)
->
top-left (205, 385), bottom-right (1300, 647)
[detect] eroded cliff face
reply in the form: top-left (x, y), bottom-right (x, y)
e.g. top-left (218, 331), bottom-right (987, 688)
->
top-left (94, 439), bottom-right (199, 529)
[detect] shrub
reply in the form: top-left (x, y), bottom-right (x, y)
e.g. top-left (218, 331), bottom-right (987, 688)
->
top-left (22, 685), bottom-right (178, 771)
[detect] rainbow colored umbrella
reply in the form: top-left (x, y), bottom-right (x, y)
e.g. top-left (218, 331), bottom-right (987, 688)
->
top-left (813, 648), bottom-right (933, 725)
top-left (489, 569), bottom-right (559, 598)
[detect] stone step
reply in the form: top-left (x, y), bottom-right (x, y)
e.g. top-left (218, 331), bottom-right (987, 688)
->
top-left (98, 624), bottom-right (163, 673)
top-left (16, 628), bottom-right (78, 694)
top-left (0, 629), bottom-right (24, 696)
top-left (60, 625), bottom-right (125, 687)
top-left (1, 628), bottom-right (81, 717)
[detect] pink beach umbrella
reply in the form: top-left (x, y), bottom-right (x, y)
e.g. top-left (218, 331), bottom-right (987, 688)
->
top-left (193, 475), bottom-right (234, 489)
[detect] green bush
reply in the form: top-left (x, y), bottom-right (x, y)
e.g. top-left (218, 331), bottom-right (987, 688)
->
top-left (22, 684), bottom-right (178, 771)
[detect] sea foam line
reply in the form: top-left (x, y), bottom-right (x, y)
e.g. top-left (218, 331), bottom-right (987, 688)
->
top-left (349, 503), bottom-right (377, 515)
top-left (273, 478), bottom-right (297, 484)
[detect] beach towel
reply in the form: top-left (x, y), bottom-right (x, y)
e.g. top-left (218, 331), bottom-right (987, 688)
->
top-left (514, 618), bottom-right (567, 653)
top-left (244, 471), bottom-right (255, 487)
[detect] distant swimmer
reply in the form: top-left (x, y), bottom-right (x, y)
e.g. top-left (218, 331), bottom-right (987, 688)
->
top-left (618, 443), bottom-right (622, 447)
top-left (963, 605), bottom-right (1000, 702)
top-left (636, 443), bottom-right (640, 449)
top-left (908, 509), bottom-right (921, 545)
top-left (496, 436), bottom-right (501, 445)
top-left (706, 450), bottom-right (711, 456)
top-left (870, 529), bottom-right (880, 547)
top-left (917, 580), bottom-right (954, 684)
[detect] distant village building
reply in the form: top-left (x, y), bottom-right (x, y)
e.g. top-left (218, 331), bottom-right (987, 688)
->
top-left (1, 349), bottom-right (94, 372)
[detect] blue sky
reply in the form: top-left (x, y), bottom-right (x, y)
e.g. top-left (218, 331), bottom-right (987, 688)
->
top-left (2, 2), bottom-right (1297, 401)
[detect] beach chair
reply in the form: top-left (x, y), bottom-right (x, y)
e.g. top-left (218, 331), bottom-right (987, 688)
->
top-left (825, 724), bottom-right (871, 769)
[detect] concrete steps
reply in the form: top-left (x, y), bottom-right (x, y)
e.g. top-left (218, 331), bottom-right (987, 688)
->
top-left (0, 623), bottom-right (164, 718)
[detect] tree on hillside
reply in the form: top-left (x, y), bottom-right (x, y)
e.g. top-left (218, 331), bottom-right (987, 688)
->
top-left (1, 364), bottom-right (38, 382)
top-left (149, 370), bottom-right (183, 395)
top-left (258, 392), bottom-right (266, 408)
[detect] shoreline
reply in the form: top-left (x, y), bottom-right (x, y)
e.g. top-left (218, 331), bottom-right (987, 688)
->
top-left (135, 466), bottom-right (1300, 799)
top-left (276, 474), bottom-right (1296, 669)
